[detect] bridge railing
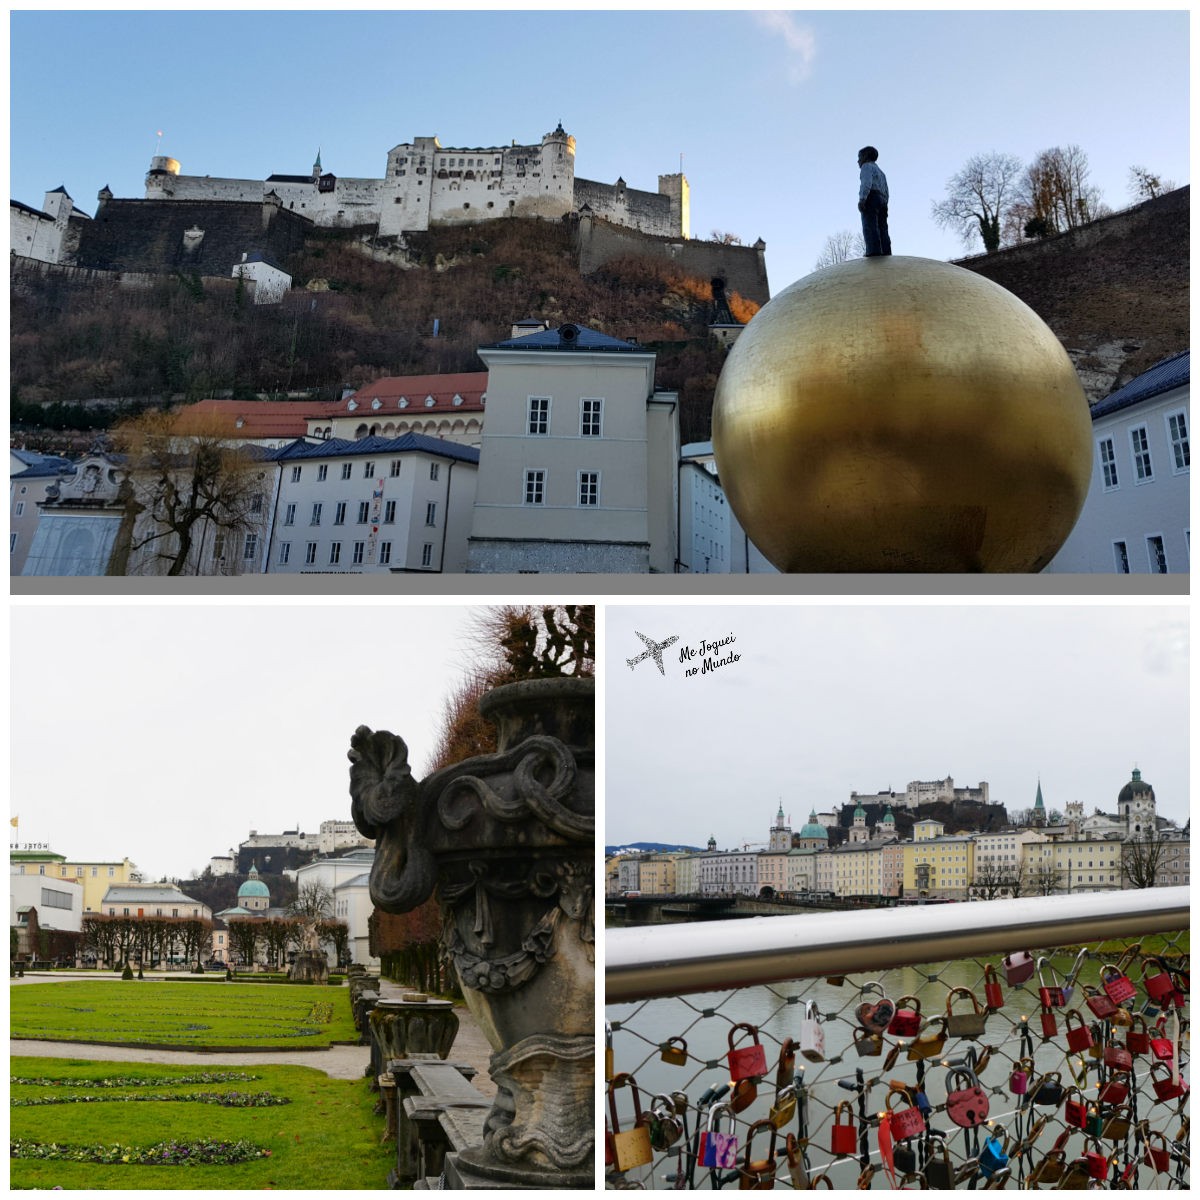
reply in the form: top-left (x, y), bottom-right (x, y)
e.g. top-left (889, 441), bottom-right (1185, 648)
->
top-left (605, 887), bottom-right (1189, 1190)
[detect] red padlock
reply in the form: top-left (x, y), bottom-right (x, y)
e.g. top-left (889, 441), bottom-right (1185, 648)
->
top-left (887, 995), bottom-right (922, 1037)
top-left (1097, 1072), bottom-right (1129, 1105)
top-left (727, 1023), bottom-right (769, 1082)
top-left (1063, 1086), bottom-right (1088, 1129)
top-left (885, 1089), bottom-right (926, 1140)
top-left (1126, 1015), bottom-right (1151, 1056)
top-left (1083, 985), bottom-right (1118, 1020)
top-left (1064, 1010), bottom-right (1094, 1053)
top-left (829, 1101), bottom-right (857, 1156)
top-left (1103, 1043), bottom-right (1132, 1071)
top-left (1084, 1147), bottom-right (1109, 1181)
top-left (1149, 1016), bottom-right (1175, 1062)
top-left (945, 1067), bottom-right (989, 1128)
top-left (1143, 960), bottom-right (1176, 1002)
top-left (982, 964), bottom-right (1003, 1010)
top-left (1037, 956), bottom-right (1066, 1007)
top-left (1143, 1130), bottom-right (1171, 1173)
top-left (1100, 964), bottom-right (1137, 1005)
top-left (1150, 1062), bottom-right (1188, 1102)
top-left (1039, 998), bottom-right (1058, 1038)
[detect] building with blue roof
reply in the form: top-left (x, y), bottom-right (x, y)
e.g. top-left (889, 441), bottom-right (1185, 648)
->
top-left (1046, 350), bottom-right (1189, 573)
top-left (10, 449), bottom-right (76, 575)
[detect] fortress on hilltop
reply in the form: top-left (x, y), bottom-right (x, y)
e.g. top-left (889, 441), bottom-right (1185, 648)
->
top-left (145, 123), bottom-right (691, 241)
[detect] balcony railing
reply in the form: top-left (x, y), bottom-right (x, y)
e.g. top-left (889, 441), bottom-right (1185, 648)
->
top-left (605, 887), bottom-right (1189, 1190)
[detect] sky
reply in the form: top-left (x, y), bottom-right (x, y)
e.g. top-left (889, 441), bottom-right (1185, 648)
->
top-left (605, 603), bottom-right (1190, 849)
top-left (9, 602), bottom-right (501, 881)
top-left (8, 8), bottom-right (1189, 297)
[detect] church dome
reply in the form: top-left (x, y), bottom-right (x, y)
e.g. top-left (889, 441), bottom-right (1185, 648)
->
top-left (238, 863), bottom-right (270, 900)
top-left (799, 811), bottom-right (828, 840)
top-left (880, 807), bottom-right (896, 824)
top-left (1118, 768), bottom-right (1154, 806)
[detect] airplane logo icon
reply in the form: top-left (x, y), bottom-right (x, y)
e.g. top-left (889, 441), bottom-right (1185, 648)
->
top-left (626, 630), bottom-right (679, 675)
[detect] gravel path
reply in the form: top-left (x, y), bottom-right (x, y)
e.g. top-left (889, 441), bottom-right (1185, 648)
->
top-left (10, 972), bottom-right (496, 1095)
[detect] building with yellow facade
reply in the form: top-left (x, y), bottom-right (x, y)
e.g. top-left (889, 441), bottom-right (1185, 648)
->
top-left (10, 849), bottom-right (144, 914)
top-left (901, 835), bottom-right (976, 900)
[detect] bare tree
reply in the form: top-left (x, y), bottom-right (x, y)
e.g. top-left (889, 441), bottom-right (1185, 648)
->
top-left (710, 230), bottom-right (743, 245)
top-left (931, 152), bottom-right (1024, 254)
top-left (1121, 834), bottom-right (1168, 890)
top-left (970, 861), bottom-right (1023, 901)
top-left (108, 409), bottom-right (270, 576)
top-left (1128, 166), bottom-right (1176, 202)
top-left (1018, 145), bottom-right (1105, 238)
top-left (289, 880), bottom-right (336, 954)
top-left (1026, 860), bottom-right (1062, 896)
top-left (814, 230), bottom-right (865, 270)
top-left (226, 918), bottom-right (261, 968)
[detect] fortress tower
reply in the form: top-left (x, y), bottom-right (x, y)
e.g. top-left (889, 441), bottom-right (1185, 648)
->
top-left (767, 803), bottom-right (791, 852)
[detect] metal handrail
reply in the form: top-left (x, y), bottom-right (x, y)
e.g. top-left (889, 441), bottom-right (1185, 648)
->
top-left (605, 886), bottom-right (1189, 1003)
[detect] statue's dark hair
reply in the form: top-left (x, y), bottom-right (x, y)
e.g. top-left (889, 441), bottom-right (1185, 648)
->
top-left (858, 146), bottom-right (879, 162)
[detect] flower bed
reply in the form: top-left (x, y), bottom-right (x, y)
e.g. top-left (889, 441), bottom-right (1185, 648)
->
top-left (13, 1091), bottom-right (289, 1108)
top-left (11, 1072), bottom-right (260, 1088)
top-left (11, 1137), bottom-right (272, 1165)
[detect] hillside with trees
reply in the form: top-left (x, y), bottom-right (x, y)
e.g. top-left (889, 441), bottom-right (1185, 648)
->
top-left (11, 219), bottom-right (755, 451)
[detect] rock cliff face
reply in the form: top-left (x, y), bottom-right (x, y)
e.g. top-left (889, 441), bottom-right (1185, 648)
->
top-left (958, 187), bottom-right (1188, 403)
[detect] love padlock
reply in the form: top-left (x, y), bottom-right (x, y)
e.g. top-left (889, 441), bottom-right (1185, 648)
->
top-left (1143, 957), bottom-right (1177, 1002)
top-left (608, 1072), bottom-right (653, 1172)
top-left (1002, 948), bottom-right (1035, 985)
top-left (647, 1094), bottom-right (684, 1151)
top-left (945, 1065), bottom-right (989, 1128)
top-left (1100, 962), bottom-right (1137, 1005)
top-left (1103, 1042), bottom-right (1133, 1072)
top-left (829, 1100), bottom-right (857, 1155)
top-left (738, 1120), bottom-right (777, 1190)
top-left (1038, 995), bottom-right (1058, 1038)
top-left (887, 994), bottom-right (922, 1037)
top-left (1143, 1128), bottom-right (1172, 1173)
top-left (1009, 1055), bottom-right (1033, 1095)
top-left (1149, 1015), bottom-right (1175, 1062)
top-left (1030, 1070), bottom-right (1064, 1107)
top-left (945, 985), bottom-right (987, 1038)
top-left (978, 1126), bottom-right (1010, 1178)
top-left (1151, 1061), bottom-right (1188, 1101)
top-left (1083, 984), bottom-right (1119, 1019)
top-left (727, 1022), bottom-right (768, 1082)
top-left (905, 1016), bottom-right (947, 1061)
top-left (1097, 1072), bottom-right (1129, 1104)
top-left (884, 1088), bottom-right (926, 1140)
top-left (1126, 1014), bottom-right (1151, 1055)
top-left (982, 963), bottom-right (1004, 1010)
top-left (660, 1036), bottom-right (688, 1067)
top-left (798, 1000), bottom-right (825, 1062)
top-left (697, 1101), bottom-right (736, 1169)
top-left (1064, 1010), bottom-right (1094, 1052)
top-left (1037, 956), bottom-right (1066, 1007)
top-left (852, 1026), bottom-right (882, 1057)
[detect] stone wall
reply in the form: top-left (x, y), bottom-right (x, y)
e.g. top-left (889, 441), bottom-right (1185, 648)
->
top-left (574, 178), bottom-right (678, 238)
top-left (74, 198), bottom-right (312, 276)
top-left (575, 214), bottom-right (770, 306)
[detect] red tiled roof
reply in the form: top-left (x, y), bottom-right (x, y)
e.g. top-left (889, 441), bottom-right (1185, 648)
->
top-left (346, 372), bottom-right (488, 414)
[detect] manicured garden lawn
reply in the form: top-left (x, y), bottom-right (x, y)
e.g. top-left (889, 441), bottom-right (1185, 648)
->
top-left (10, 1057), bottom-right (395, 1189)
top-left (11, 982), bottom-right (357, 1049)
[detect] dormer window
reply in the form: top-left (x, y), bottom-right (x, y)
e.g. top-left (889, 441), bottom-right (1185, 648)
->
top-left (398, 397), bottom-right (409, 408)
top-left (424, 396), bottom-right (436, 407)
top-left (371, 398), bottom-right (382, 410)
top-left (452, 394), bottom-right (464, 407)
top-left (347, 399), bottom-right (358, 411)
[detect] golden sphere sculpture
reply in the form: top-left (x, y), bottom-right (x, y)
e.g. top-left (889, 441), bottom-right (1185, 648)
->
top-left (712, 256), bottom-right (1093, 572)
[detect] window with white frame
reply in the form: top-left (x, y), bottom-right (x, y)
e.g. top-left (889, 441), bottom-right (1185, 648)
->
top-left (305, 542), bottom-right (317, 565)
top-left (317, 464), bottom-right (328, 482)
top-left (379, 541), bottom-right (392, 565)
top-left (425, 501), bottom-right (437, 526)
top-left (578, 470), bottom-right (599, 506)
top-left (242, 533), bottom-right (258, 561)
top-left (310, 503), bottom-right (322, 526)
top-left (250, 493), bottom-right (263, 514)
top-left (330, 542), bottom-right (342, 565)
top-left (334, 502), bottom-right (346, 525)
top-left (291, 465), bottom-right (302, 482)
top-left (15, 501), bottom-right (24, 517)
top-left (430, 462), bottom-right (440, 481)
top-left (580, 397), bottom-right (603, 437)
top-left (390, 460), bottom-right (402, 477)
top-left (1166, 410), bottom-right (1189, 471)
top-left (1130, 426), bottom-right (1153, 481)
top-left (352, 541), bottom-right (365, 565)
top-left (357, 501), bottom-right (370, 524)
top-left (1113, 541), bottom-right (1129, 573)
top-left (421, 543), bottom-right (434, 567)
top-left (341, 462), bottom-right (352, 480)
top-left (1146, 535), bottom-right (1167, 574)
top-left (1098, 438), bottom-right (1119, 489)
top-left (283, 503), bottom-right (296, 526)
top-left (524, 469), bottom-right (546, 505)
top-left (279, 542), bottom-right (291, 566)
top-left (527, 396), bottom-right (550, 435)
top-left (383, 500), bottom-right (396, 524)
top-left (364, 461), bottom-right (375, 478)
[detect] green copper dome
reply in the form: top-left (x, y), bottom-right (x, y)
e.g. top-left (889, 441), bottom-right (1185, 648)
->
top-left (798, 810), bottom-right (828, 840)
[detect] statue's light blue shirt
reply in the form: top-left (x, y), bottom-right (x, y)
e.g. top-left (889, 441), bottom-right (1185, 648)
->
top-left (859, 162), bottom-right (889, 203)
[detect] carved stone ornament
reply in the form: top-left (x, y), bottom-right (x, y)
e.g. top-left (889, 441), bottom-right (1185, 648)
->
top-left (348, 676), bottom-right (594, 1189)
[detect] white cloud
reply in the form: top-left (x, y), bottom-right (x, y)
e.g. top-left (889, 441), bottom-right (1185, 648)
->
top-left (754, 11), bottom-right (817, 84)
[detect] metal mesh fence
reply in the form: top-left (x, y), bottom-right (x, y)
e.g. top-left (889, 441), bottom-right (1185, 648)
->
top-left (605, 932), bottom-right (1189, 1189)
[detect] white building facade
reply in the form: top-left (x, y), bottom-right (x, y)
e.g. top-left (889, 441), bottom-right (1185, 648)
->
top-left (469, 323), bottom-right (679, 573)
top-left (1047, 351), bottom-right (1189, 574)
top-left (265, 434), bottom-right (479, 574)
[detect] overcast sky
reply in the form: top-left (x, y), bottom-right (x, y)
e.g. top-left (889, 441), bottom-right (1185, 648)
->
top-left (605, 603), bottom-right (1190, 849)
top-left (10, 602), bottom-right (495, 881)
top-left (9, 8), bottom-right (1188, 298)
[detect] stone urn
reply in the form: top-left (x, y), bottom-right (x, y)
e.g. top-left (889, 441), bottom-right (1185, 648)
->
top-left (348, 676), bottom-right (594, 1189)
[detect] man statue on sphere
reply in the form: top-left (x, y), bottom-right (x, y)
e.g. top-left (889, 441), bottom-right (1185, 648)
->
top-left (857, 146), bottom-right (892, 257)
